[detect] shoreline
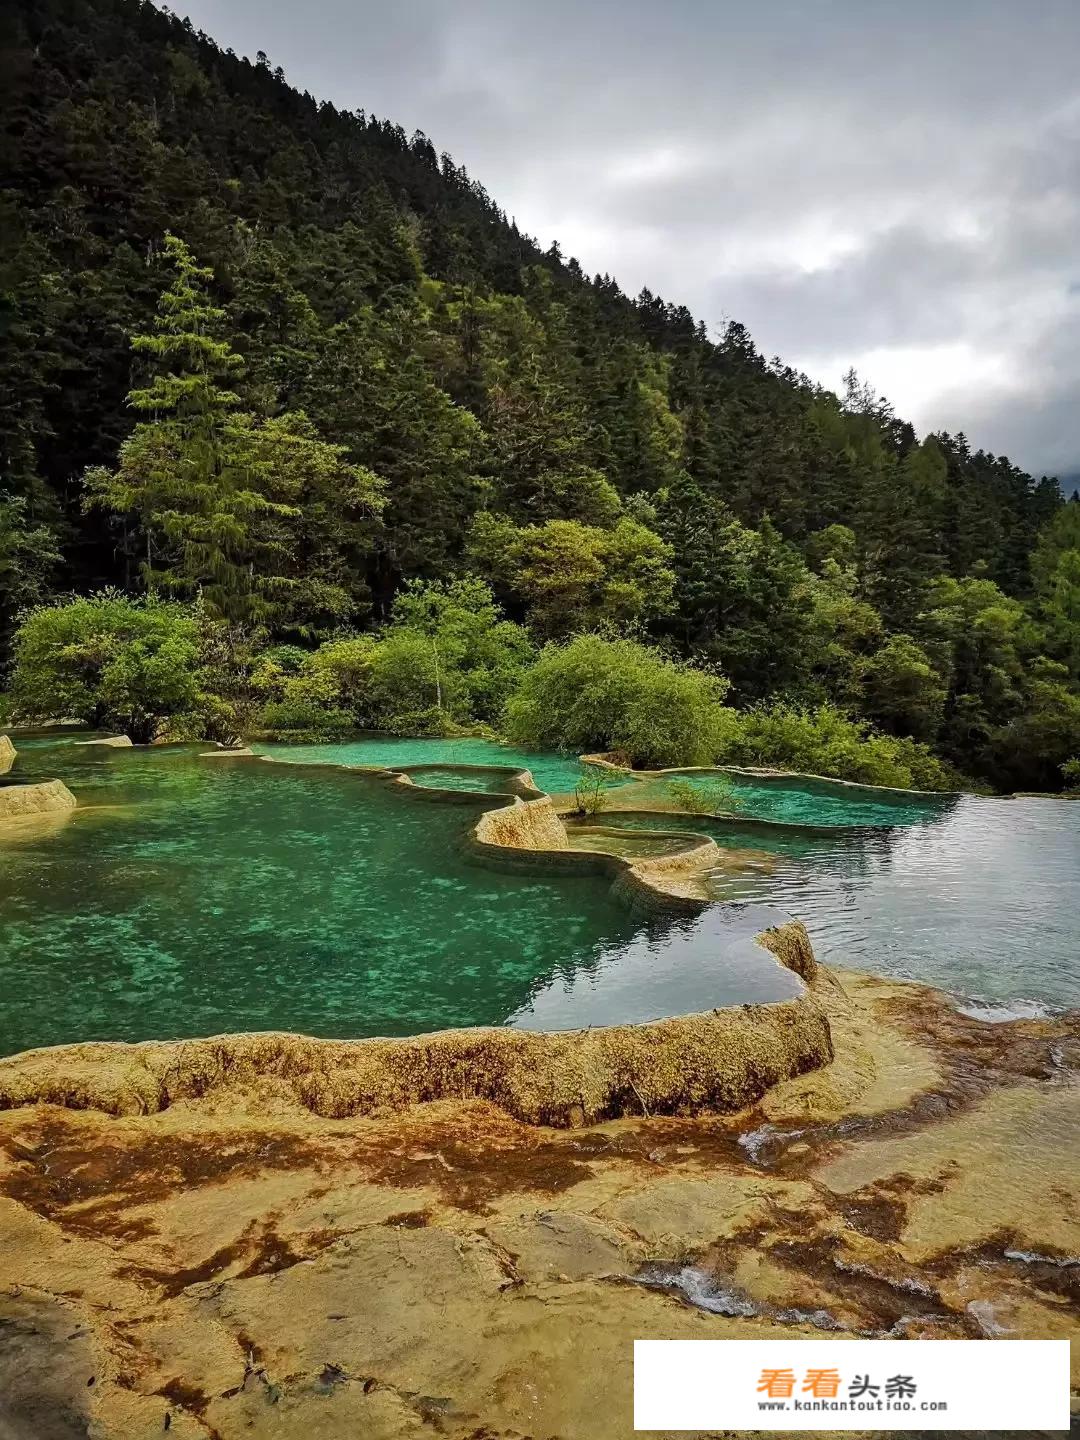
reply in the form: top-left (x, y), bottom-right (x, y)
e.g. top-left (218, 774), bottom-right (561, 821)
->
top-left (0, 732), bottom-right (1077, 1432)
top-left (0, 965), bottom-right (1075, 1437)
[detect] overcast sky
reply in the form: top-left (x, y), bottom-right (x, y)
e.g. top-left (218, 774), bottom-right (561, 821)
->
top-left (177, 0), bottom-right (1080, 482)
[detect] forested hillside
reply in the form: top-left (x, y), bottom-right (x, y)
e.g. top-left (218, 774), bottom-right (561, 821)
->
top-left (3, 0), bottom-right (1080, 790)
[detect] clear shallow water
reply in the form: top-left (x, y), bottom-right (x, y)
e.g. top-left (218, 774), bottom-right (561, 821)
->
top-left (255, 735), bottom-right (589, 796)
top-left (600, 804), bottom-right (1080, 1013)
top-left (398, 765), bottom-right (521, 794)
top-left (4, 732), bottom-right (1076, 1052)
top-left (636, 770), bottom-right (952, 828)
top-left (0, 739), bottom-right (798, 1055)
top-left (254, 736), bottom-right (1080, 1012)
top-left (254, 735), bottom-right (951, 827)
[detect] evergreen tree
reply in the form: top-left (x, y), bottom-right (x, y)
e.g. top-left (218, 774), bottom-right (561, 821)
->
top-left (85, 235), bottom-right (383, 630)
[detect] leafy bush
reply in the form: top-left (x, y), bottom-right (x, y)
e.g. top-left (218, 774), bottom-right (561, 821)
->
top-left (664, 775), bottom-right (742, 814)
top-left (987, 676), bottom-right (1080, 792)
top-left (388, 577), bottom-right (534, 722)
top-left (573, 768), bottom-right (611, 816)
top-left (253, 581), bottom-right (532, 737)
top-left (1062, 756), bottom-right (1080, 791)
top-left (259, 698), bottom-right (354, 739)
top-left (8, 592), bottom-right (202, 743)
top-left (720, 702), bottom-right (958, 790)
top-left (503, 635), bottom-right (732, 768)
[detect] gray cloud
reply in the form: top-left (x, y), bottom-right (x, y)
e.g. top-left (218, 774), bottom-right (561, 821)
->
top-left (178, 0), bottom-right (1080, 478)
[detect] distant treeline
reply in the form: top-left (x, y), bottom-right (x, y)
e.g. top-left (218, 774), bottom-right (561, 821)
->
top-left (2, 0), bottom-right (1079, 790)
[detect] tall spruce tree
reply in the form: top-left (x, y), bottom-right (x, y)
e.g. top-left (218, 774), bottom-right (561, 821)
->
top-left (85, 235), bottom-right (383, 630)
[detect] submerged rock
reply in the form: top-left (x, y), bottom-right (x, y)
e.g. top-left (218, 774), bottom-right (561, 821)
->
top-left (0, 778), bottom-right (77, 824)
top-left (0, 922), bottom-right (831, 1126)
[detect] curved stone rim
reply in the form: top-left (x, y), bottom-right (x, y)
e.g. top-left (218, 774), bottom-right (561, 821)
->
top-left (0, 729), bottom-right (77, 826)
top-left (579, 749), bottom-right (961, 799)
top-left (0, 737), bottom-right (834, 1122)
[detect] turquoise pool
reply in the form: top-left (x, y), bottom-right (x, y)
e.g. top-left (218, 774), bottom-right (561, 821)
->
top-left (253, 735), bottom-right (950, 827)
top-left (254, 735), bottom-right (588, 795)
top-left (0, 738), bottom-right (800, 1055)
top-left (3, 731), bottom-right (1076, 1055)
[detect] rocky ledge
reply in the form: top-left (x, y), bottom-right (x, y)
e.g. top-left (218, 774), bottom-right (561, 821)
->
top-left (0, 737), bottom-right (78, 825)
top-left (0, 776), bottom-right (77, 824)
top-left (0, 969), bottom-right (1075, 1439)
top-left (0, 742), bottom-right (1075, 1436)
top-left (0, 917), bottom-right (829, 1127)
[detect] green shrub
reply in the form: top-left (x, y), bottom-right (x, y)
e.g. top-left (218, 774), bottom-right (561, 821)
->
top-left (664, 775), bottom-right (743, 814)
top-left (252, 581), bottom-right (533, 738)
top-left (503, 635), bottom-right (731, 769)
top-left (259, 698), bottom-right (354, 739)
top-left (8, 591), bottom-right (203, 744)
top-left (573, 767), bottom-right (611, 816)
top-left (1062, 756), bottom-right (1080, 791)
top-left (987, 677), bottom-right (1080, 792)
top-left (721, 702), bottom-right (958, 790)
top-left (388, 577), bottom-right (533, 723)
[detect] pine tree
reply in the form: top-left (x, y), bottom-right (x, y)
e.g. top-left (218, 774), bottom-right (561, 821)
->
top-left (85, 234), bottom-right (382, 629)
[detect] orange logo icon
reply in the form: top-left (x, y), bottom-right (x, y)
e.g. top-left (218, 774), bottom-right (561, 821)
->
top-left (803, 1368), bottom-right (842, 1398)
top-left (757, 1368), bottom-right (797, 1399)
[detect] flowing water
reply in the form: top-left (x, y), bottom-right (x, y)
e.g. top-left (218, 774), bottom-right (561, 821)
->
top-left (0, 737), bottom-right (799, 1055)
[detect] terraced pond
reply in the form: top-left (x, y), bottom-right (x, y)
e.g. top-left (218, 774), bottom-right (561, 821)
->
top-left (236, 736), bottom-right (1080, 1015)
top-left (254, 734), bottom-right (950, 826)
top-left (2, 731), bottom-right (1077, 1056)
top-left (0, 737), bottom-right (800, 1055)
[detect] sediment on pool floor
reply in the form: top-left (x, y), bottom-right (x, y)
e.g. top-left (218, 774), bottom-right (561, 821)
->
top-left (0, 740), bottom-right (831, 1123)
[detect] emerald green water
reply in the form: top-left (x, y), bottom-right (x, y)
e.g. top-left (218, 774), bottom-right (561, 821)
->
top-left (632, 769), bottom-right (953, 828)
top-left (255, 735), bottom-right (588, 795)
top-left (5, 731), bottom-right (1073, 1054)
top-left (0, 738), bottom-right (800, 1055)
top-left (253, 736), bottom-right (949, 827)
top-left (399, 765), bottom-right (523, 794)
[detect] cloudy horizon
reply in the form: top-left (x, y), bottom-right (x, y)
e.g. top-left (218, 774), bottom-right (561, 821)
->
top-left (177, 0), bottom-right (1080, 483)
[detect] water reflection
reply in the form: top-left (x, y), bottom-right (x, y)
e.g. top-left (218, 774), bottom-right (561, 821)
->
top-left (601, 798), bottom-right (1080, 1012)
top-left (0, 739), bottom-right (799, 1054)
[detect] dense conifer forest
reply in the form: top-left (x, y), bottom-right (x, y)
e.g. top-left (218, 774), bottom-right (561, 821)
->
top-left (3, 0), bottom-right (1080, 791)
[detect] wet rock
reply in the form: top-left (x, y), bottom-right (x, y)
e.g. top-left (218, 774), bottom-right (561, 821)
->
top-left (0, 969), bottom-right (1075, 1436)
top-left (0, 779), bottom-right (77, 824)
top-left (0, 1293), bottom-right (96, 1439)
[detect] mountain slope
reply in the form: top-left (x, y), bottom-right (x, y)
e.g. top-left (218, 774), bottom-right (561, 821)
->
top-left (2, 0), bottom-right (1078, 787)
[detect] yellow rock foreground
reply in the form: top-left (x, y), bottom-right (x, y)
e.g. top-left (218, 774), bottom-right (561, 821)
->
top-left (0, 970), bottom-right (1076, 1438)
